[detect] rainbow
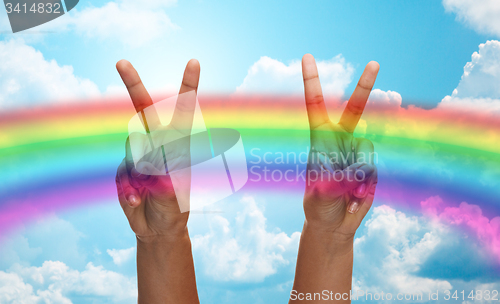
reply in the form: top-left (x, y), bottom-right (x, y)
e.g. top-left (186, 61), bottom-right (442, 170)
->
top-left (1, 94), bottom-right (499, 260)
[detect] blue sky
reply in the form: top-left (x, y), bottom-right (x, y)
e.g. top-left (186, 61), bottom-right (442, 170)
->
top-left (1, 0), bottom-right (489, 106)
top-left (1, 0), bottom-right (500, 303)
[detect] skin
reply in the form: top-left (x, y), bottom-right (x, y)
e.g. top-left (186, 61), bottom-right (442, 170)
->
top-left (114, 54), bottom-right (378, 304)
top-left (289, 54), bottom-right (379, 303)
top-left (115, 59), bottom-right (201, 304)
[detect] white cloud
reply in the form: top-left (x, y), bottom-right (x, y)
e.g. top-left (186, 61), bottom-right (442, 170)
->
top-left (438, 40), bottom-right (500, 114)
top-left (0, 235), bottom-right (42, 270)
top-left (353, 205), bottom-right (453, 298)
top-left (0, 271), bottom-right (39, 304)
top-left (354, 202), bottom-right (500, 303)
top-left (2, 260), bottom-right (137, 303)
top-left (0, 215), bottom-right (88, 270)
top-left (443, 0), bottom-right (500, 37)
top-left (0, 39), bottom-right (100, 110)
top-left (34, 0), bottom-right (178, 47)
top-left (192, 196), bottom-right (301, 282)
top-left (0, 0), bottom-right (178, 46)
top-left (367, 89), bottom-right (402, 110)
top-left (421, 196), bottom-right (500, 264)
top-left (107, 247), bottom-right (135, 266)
top-left (439, 95), bottom-right (500, 114)
top-left (452, 40), bottom-right (500, 99)
top-left (357, 41), bottom-right (500, 117)
top-left (68, 1), bottom-right (178, 47)
top-left (236, 55), bottom-right (354, 97)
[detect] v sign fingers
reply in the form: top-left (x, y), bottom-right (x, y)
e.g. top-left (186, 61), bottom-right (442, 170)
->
top-left (114, 59), bottom-right (201, 239)
top-left (301, 55), bottom-right (380, 238)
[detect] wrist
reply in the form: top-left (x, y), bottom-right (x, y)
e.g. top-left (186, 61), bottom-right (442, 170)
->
top-left (137, 226), bottom-right (190, 245)
top-left (133, 209), bottom-right (190, 243)
top-left (302, 220), bottom-right (354, 257)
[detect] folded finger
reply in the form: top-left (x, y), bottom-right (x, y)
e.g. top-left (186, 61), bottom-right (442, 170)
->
top-left (117, 159), bottom-right (141, 209)
top-left (352, 137), bottom-right (376, 198)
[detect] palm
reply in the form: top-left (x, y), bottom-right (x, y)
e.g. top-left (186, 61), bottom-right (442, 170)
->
top-left (133, 126), bottom-right (193, 236)
top-left (301, 54), bottom-right (379, 236)
top-left (310, 122), bottom-right (356, 172)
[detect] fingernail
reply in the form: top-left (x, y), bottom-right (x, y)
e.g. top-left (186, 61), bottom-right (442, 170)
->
top-left (127, 195), bottom-right (139, 207)
top-left (356, 183), bottom-right (366, 196)
top-left (348, 201), bottom-right (360, 214)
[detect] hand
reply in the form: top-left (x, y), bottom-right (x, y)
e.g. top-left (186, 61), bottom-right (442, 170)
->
top-left (301, 54), bottom-right (379, 241)
top-left (115, 59), bottom-right (200, 240)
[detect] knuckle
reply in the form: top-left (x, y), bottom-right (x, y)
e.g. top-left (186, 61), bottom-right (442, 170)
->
top-left (303, 74), bottom-right (319, 81)
top-left (357, 78), bottom-right (374, 91)
top-left (308, 94), bottom-right (324, 105)
top-left (346, 102), bottom-right (365, 116)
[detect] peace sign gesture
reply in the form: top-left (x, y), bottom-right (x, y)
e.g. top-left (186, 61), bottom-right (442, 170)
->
top-left (301, 54), bottom-right (379, 239)
top-left (115, 59), bottom-right (200, 240)
top-left (114, 59), bottom-right (201, 304)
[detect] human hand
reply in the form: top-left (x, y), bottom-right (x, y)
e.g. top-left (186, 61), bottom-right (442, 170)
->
top-left (301, 54), bottom-right (379, 241)
top-left (115, 59), bottom-right (200, 240)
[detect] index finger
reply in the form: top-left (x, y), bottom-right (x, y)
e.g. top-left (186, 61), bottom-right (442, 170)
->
top-left (302, 54), bottom-right (331, 129)
top-left (116, 60), bottom-right (161, 130)
top-left (116, 60), bottom-right (153, 113)
top-left (338, 61), bottom-right (379, 133)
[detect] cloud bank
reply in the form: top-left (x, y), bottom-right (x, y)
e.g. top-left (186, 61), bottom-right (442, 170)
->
top-left (236, 55), bottom-right (354, 97)
top-left (192, 196), bottom-right (301, 282)
top-left (354, 205), bottom-right (453, 296)
top-left (64, 0), bottom-right (179, 47)
top-left (438, 40), bottom-right (500, 114)
top-left (14, 0), bottom-right (179, 47)
top-left (422, 196), bottom-right (500, 263)
top-left (443, 0), bottom-right (500, 37)
top-left (354, 201), bottom-right (500, 301)
top-left (107, 247), bottom-right (135, 266)
top-left (0, 39), bottom-right (100, 111)
top-left (1, 261), bottom-right (136, 303)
